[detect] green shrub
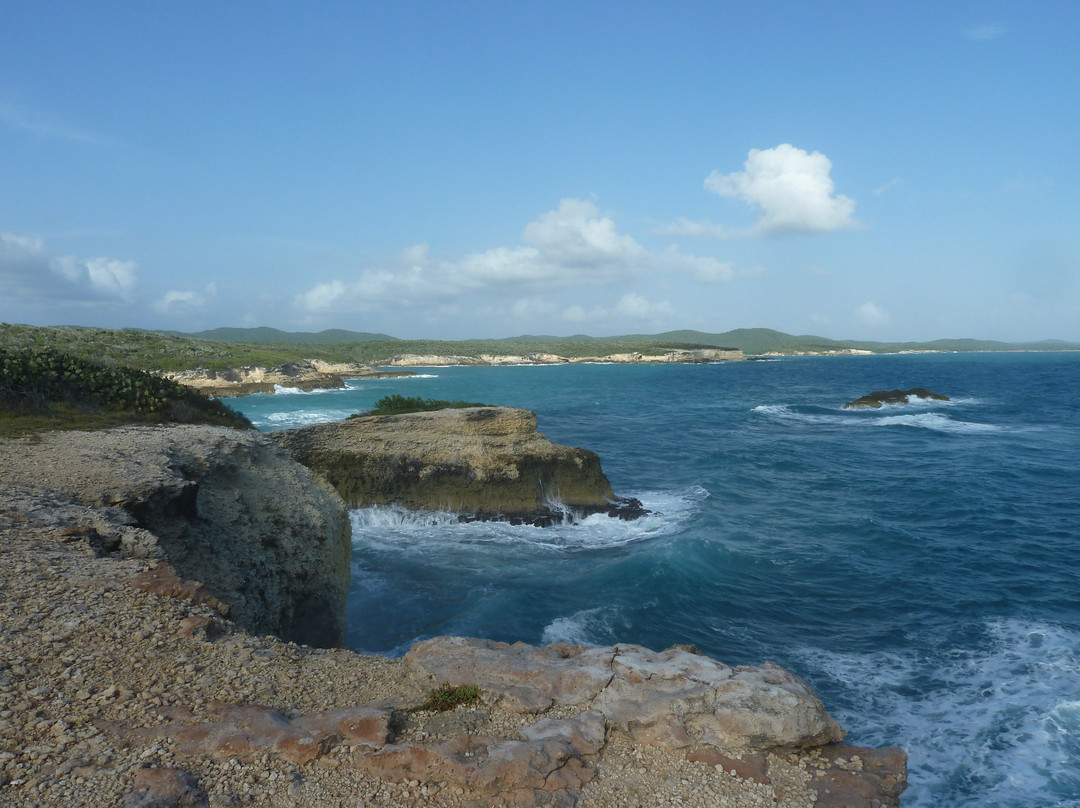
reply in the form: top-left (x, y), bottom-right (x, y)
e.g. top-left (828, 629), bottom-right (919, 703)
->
top-left (358, 394), bottom-right (491, 417)
top-left (411, 683), bottom-right (483, 712)
top-left (0, 348), bottom-right (250, 433)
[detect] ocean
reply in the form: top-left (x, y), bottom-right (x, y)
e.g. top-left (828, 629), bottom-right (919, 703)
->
top-left (233, 352), bottom-right (1080, 808)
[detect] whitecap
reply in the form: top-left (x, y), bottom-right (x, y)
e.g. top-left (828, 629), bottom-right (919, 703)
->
top-left (250, 409), bottom-right (354, 428)
top-left (348, 487), bottom-right (708, 554)
top-left (875, 413), bottom-right (1000, 433)
top-left (272, 384), bottom-right (342, 395)
top-left (794, 619), bottom-right (1080, 808)
top-left (541, 607), bottom-right (619, 646)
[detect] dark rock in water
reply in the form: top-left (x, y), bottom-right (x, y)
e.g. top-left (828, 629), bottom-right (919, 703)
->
top-left (274, 407), bottom-right (647, 525)
top-left (843, 388), bottom-right (950, 409)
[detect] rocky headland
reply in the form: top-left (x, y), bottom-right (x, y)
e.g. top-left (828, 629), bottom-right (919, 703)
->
top-left (163, 360), bottom-right (414, 397)
top-left (273, 407), bottom-right (646, 525)
top-left (0, 422), bottom-right (907, 807)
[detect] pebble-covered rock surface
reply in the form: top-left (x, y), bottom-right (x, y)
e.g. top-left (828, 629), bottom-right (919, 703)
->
top-left (1, 430), bottom-right (903, 808)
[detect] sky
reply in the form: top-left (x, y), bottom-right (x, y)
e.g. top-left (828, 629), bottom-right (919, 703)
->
top-left (2, 1), bottom-right (1078, 342)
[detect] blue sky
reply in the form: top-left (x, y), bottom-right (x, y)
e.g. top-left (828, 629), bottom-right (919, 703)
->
top-left (2, 2), bottom-right (1078, 341)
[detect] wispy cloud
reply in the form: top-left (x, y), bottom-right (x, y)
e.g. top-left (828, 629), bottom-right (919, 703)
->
top-left (294, 198), bottom-right (736, 316)
top-left (964, 23), bottom-right (1005, 41)
top-left (857, 301), bottom-right (891, 326)
top-left (0, 101), bottom-right (116, 146)
top-left (874, 177), bottom-right (902, 196)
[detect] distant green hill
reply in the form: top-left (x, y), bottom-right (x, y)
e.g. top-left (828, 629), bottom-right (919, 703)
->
top-left (615, 328), bottom-right (1080, 355)
top-left (166, 327), bottom-right (397, 343)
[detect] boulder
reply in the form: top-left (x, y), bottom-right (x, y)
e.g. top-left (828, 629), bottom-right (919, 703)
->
top-left (274, 407), bottom-right (646, 523)
top-left (843, 388), bottom-right (950, 408)
top-left (0, 425), bottom-right (351, 647)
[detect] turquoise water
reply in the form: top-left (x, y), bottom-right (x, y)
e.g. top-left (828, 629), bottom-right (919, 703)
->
top-left (234, 353), bottom-right (1080, 808)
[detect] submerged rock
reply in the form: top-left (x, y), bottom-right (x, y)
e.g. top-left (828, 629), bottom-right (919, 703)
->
top-left (274, 406), bottom-right (646, 523)
top-left (843, 387), bottom-right (950, 408)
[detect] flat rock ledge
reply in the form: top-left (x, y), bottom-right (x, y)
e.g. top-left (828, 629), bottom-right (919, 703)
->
top-left (163, 359), bottom-right (413, 397)
top-left (843, 388), bottom-right (950, 409)
top-left (274, 407), bottom-right (647, 525)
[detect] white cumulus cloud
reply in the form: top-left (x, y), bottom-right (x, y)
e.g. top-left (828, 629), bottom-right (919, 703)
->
top-left (0, 230), bottom-right (138, 305)
top-left (294, 198), bottom-right (729, 319)
top-left (704, 144), bottom-right (858, 236)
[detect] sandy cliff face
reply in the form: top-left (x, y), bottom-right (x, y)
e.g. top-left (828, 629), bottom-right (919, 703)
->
top-left (0, 424), bottom-right (351, 647)
top-left (273, 407), bottom-right (643, 523)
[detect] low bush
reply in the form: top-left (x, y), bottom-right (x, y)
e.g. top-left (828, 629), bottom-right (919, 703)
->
top-left (0, 348), bottom-right (251, 435)
top-left (411, 683), bottom-right (483, 712)
top-left (355, 394), bottom-right (491, 417)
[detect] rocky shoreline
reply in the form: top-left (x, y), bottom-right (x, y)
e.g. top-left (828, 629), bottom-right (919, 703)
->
top-left (162, 360), bottom-right (414, 397)
top-left (0, 424), bottom-right (906, 807)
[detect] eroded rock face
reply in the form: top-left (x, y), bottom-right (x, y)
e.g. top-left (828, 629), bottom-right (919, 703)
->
top-left (274, 407), bottom-right (645, 522)
top-left (404, 637), bottom-right (846, 753)
top-left (843, 388), bottom-right (950, 408)
top-left (0, 425), bottom-right (351, 647)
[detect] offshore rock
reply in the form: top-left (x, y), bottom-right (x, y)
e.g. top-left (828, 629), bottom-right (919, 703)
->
top-left (0, 424), bottom-right (351, 647)
top-left (274, 407), bottom-right (645, 522)
top-left (843, 387), bottom-right (950, 408)
top-left (404, 637), bottom-right (846, 753)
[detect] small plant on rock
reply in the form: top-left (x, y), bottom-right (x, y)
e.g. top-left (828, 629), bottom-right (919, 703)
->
top-left (411, 683), bottom-right (483, 712)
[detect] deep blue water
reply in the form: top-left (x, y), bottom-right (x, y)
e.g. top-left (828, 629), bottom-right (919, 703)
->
top-left (235, 353), bottom-right (1080, 808)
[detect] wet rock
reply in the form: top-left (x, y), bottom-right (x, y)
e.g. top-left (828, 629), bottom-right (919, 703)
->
top-left (843, 388), bottom-right (950, 408)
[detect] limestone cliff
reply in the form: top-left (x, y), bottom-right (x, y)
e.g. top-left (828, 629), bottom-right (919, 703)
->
top-left (384, 348), bottom-right (744, 367)
top-left (0, 424), bottom-right (351, 647)
top-left (273, 407), bottom-right (645, 523)
top-left (163, 359), bottom-right (413, 396)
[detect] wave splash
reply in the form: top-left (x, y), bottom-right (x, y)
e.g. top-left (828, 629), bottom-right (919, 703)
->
top-left (796, 619), bottom-right (1080, 808)
top-left (348, 486), bottom-right (708, 553)
top-left (751, 403), bottom-right (1000, 434)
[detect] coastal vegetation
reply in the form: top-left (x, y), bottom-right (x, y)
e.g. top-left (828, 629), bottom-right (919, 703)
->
top-left (0, 347), bottom-right (250, 436)
top-left (358, 394), bottom-right (491, 417)
top-left (411, 683), bottom-right (483, 713)
top-left (2, 322), bottom-right (1076, 384)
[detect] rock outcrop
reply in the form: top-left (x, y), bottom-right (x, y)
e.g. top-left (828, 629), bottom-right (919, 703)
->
top-left (274, 407), bottom-right (646, 524)
top-left (843, 388), bottom-right (950, 408)
top-left (404, 637), bottom-right (846, 752)
top-left (0, 424), bottom-right (351, 647)
top-left (163, 359), bottom-right (413, 396)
